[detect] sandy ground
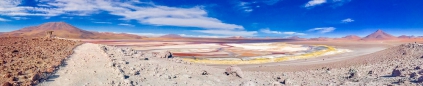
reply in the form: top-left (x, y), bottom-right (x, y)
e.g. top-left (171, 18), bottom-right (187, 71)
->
top-left (39, 43), bottom-right (122, 86)
top-left (37, 42), bottom-right (423, 86)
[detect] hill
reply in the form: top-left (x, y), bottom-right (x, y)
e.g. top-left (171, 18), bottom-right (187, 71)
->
top-left (362, 29), bottom-right (397, 40)
top-left (0, 22), bottom-right (145, 39)
top-left (160, 34), bottom-right (183, 38)
top-left (398, 35), bottom-right (414, 39)
top-left (341, 35), bottom-right (361, 40)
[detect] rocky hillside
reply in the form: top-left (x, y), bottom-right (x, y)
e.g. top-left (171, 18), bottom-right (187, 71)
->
top-left (0, 22), bottom-right (145, 39)
top-left (0, 37), bottom-right (81, 85)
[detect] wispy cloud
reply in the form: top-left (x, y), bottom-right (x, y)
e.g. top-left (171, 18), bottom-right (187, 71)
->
top-left (11, 17), bottom-right (29, 20)
top-left (94, 22), bottom-right (112, 24)
top-left (61, 17), bottom-right (74, 19)
top-left (193, 30), bottom-right (257, 37)
top-left (260, 28), bottom-right (282, 34)
top-left (304, 0), bottom-right (327, 7)
top-left (332, 0), bottom-right (351, 8)
top-left (260, 28), bottom-right (306, 35)
top-left (0, 0), bottom-right (244, 30)
top-left (308, 27), bottom-right (336, 33)
top-left (341, 18), bottom-right (354, 23)
top-left (0, 17), bottom-right (11, 22)
top-left (238, 2), bottom-right (254, 12)
top-left (304, 0), bottom-right (351, 8)
top-left (118, 23), bottom-right (135, 27)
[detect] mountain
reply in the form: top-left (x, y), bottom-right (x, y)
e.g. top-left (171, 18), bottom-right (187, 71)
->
top-left (341, 35), bottom-right (361, 40)
top-left (228, 36), bottom-right (244, 39)
top-left (287, 36), bottom-right (300, 39)
top-left (160, 34), bottom-right (182, 38)
top-left (362, 29), bottom-right (397, 40)
top-left (309, 37), bottom-right (332, 41)
top-left (287, 36), bottom-right (307, 40)
top-left (0, 22), bottom-right (145, 39)
top-left (398, 35), bottom-right (414, 39)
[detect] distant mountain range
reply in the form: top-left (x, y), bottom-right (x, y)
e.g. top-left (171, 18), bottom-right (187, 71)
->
top-left (0, 22), bottom-right (145, 39)
top-left (0, 22), bottom-right (420, 40)
top-left (160, 34), bottom-right (182, 38)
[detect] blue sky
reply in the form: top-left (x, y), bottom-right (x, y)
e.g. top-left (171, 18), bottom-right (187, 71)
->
top-left (0, 0), bottom-right (422, 38)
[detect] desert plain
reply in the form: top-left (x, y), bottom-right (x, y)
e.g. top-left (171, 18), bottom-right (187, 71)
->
top-left (1, 22), bottom-right (423, 86)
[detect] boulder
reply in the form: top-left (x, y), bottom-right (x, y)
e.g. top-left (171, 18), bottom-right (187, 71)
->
top-left (392, 69), bottom-right (401, 77)
top-left (154, 50), bottom-right (173, 58)
top-left (225, 65), bottom-right (244, 78)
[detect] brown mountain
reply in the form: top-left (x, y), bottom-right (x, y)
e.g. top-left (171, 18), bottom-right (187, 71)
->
top-left (341, 35), bottom-right (361, 40)
top-left (160, 34), bottom-right (182, 38)
top-left (362, 29), bottom-right (397, 40)
top-left (0, 22), bottom-right (145, 39)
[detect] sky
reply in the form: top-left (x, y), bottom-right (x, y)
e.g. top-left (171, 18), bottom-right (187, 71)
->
top-left (0, 0), bottom-right (422, 38)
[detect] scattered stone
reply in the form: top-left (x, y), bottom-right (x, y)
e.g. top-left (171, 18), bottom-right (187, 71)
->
top-left (202, 70), bottom-right (209, 75)
top-left (225, 65), bottom-right (244, 78)
top-left (348, 69), bottom-right (360, 78)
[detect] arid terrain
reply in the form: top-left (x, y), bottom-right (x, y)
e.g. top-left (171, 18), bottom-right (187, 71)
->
top-left (0, 37), bottom-right (81, 86)
top-left (1, 22), bottom-right (423, 86)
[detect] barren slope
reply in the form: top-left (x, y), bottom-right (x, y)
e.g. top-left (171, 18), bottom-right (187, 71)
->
top-left (0, 22), bottom-right (145, 39)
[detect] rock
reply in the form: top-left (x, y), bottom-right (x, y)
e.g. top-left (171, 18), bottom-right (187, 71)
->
top-left (240, 81), bottom-right (255, 86)
top-left (410, 72), bottom-right (418, 78)
top-left (225, 65), bottom-right (244, 78)
top-left (154, 50), bottom-right (173, 58)
top-left (202, 70), bottom-right (209, 75)
top-left (31, 73), bottom-right (40, 81)
top-left (392, 69), bottom-right (401, 77)
top-left (348, 69), bottom-right (360, 78)
top-left (1, 82), bottom-right (12, 86)
top-left (418, 76), bottom-right (423, 83)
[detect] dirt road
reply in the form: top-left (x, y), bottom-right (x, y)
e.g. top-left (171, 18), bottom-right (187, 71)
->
top-left (39, 43), bottom-right (122, 86)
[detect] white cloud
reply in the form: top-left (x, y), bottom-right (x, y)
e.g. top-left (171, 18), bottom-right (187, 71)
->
top-left (341, 18), bottom-right (354, 23)
top-left (118, 23), bottom-right (135, 27)
top-left (94, 22), bottom-right (112, 24)
top-left (193, 30), bottom-right (257, 37)
top-left (0, 18), bottom-right (11, 21)
top-left (260, 28), bottom-right (282, 34)
top-left (260, 28), bottom-right (307, 35)
top-left (0, 0), bottom-right (244, 30)
top-left (304, 0), bottom-right (327, 7)
top-left (308, 27), bottom-right (336, 33)
top-left (10, 17), bottom-right (29, 20)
